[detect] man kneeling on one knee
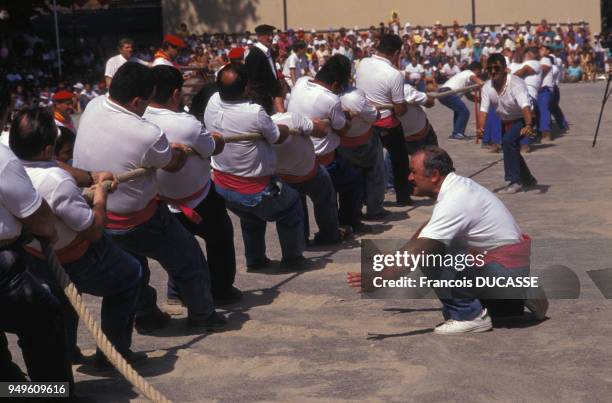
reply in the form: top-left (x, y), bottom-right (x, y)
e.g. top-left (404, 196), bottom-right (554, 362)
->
top-left (348, 146), bottom-right (548, 334)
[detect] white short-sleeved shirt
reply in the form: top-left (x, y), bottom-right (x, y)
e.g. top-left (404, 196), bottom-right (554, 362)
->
top-left (152, 57), bottom-right (174, 67)
top-left (479, 74), bottom-right (531, 121)
top-left (509, 62), bottom-right (522, 74)
top-left (282, 52), bottom-right (308, 87)
top-left (355, 55), bottom-right (405, 120)
top-left (419, 172), bottom-right (522, 249)
top-left (204, 92), bottom-right (280, 177)
top-left (441, 63), bottom-right (461, 78)
top-left (339, 87), bottom-right (378, 137)
top-left (519, 60), bottom-right (542, 99)
top-left (73, 95), bottom-right (172, 214)
top-left (271, 112), bottom-right (316, 177)
top-left (539, 57), bottom-right (554, 89)
top-left (143, 106), bottom-right (216, 208)
top-left (552, 64), bottom-right (561, 86)
top-left (399, 84), bottom-right (428, 136)
top-left (287, 77), bottom-right (346, 156)
top-left (442, 69), bottom-right (475, 93)
top-left (0, 145), bottom-right (42, 241)
top-left (404, 63), bottom-right (425, 82)
top-left (23, 161), bottom-right (94, 252)
top-left (104, 54), bottom-right (147, 78)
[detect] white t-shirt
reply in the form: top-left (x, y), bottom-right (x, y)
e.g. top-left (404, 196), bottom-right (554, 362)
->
top-left (479, 74), bottom-right (531, 121)
top-left (552, 64), bottom-right (561, 86)
top-left (143, 106), bottom-right (216, 208)
top-left (271, 112), bottom-right (316, 177)
top-left (73, 95), bottom-right (172, 214)
top-left (339, 87), bottom-right (378, 137)
top-left (104, 54), bottom-right (146, 78)
top-left (399, 84), bottom-right (428, 136)
top-left (519, 60), bottom-right (542, 99)
top-left (355, 55), bottom-right (405, 120)
top-left (204, 92), bottom-right (280, 177)
top-left (282, 52), bottom-right (308, 87)
top-left (152, 57), bottom-right (174, 67)
top-left (23, 161), bottom-right (93, 252)
top-left (287, 77), bottom-right (346, 157)
top-left (442, 69), bottom-right (475, 92)
top-left (509, 62), bottom-right (522, 74)
top-left (404, 63), bottom-right (425, 82)
top-left (0, 145), bottom-right (42, 241)
top-left (441, 63), bottom-right (461, 78)
top-left (539, 57), bottom-right (554, 89)
top-left (419, 172), bottom-right (522, 249)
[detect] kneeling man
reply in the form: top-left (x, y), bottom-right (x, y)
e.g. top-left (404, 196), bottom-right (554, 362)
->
top-left (348, 146), bottom-right (547, 334)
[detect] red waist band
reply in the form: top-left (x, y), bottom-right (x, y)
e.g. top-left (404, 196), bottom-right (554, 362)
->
top-left (158, 182), bottom-right (210, 224)
top-left (340, 128), bottom-right (372, 148)
top-left (213, 170), bottom-right (270, 194)
top-left (25, 237), bottom-right (90, 265)
top-left (106, 198), bottom-right (159, 230)
top-left (373, 115), bottom-right (400, 129)
top-left (277, 163), bottom-right (318, 184)
top-left (316, 151), bottom-right (336, 167)
top-left (482, 234), bottom-right (531, 269)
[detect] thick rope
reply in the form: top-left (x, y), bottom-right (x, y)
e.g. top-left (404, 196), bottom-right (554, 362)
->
top-left (41, 242), bottom-right (171, 403)
top-left (375, 83), bottom-right (483, 110)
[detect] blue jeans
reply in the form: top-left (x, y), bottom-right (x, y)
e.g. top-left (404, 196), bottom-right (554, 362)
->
top-left (551, 86), bottom-right (569, 129)
top-left (502, 120), bottom-right (536, 185)
top-left (288, 165), bottom-right (339, 243)
top-left (537, 87), bottom-right (552, 132)
top-left (439, 93), bottom-right (470, 136)
top-left (337, 134), bottom-right (386, 216)
top-left (27, 235), bottom-right (141, 357)
top-left (427, 259), bottom-right (529, 321)
top-left (106, 203), bottom-right (215, 320)
top-left (483, 105), bottom-right (502, 145)
top-left (324, 154), bottom-right (364, 228)
top-left (215, 179), bottom-right (305, 266)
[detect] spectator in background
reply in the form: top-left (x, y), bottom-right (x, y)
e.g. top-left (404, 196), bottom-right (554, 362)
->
top-left (566, 58), bottom-right (583, 82)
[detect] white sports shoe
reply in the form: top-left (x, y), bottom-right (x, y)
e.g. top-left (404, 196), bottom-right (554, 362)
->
top-left (434, 308), bottom-right (493, 335)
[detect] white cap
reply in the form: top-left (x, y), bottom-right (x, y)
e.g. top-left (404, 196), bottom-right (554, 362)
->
top-left (501, 23), bottom-right (506, 28)
top-left (554, 35), bottom-right (561, 41)
top-left (73, 82), bottom-right (84, 90)
top-left (405, 22), bottom-right (411, 27)
top-left (474, 39), bottom-right (480, 44)
top-left (435, 20), bottom-right (441, 25)
top-left (433, 40), bottom-right (439, 45)
top-left (509, 26), bottom-right (515, 30)
top-left (484, 26), bottom-right (490, 32)
top-left (311, 28), bottom-right (316, 33)
top-left (348, 30), bottom-right (355, 36)
top-left (247, 39), bottom-right (253, 45)
top-left (463, 30), bottom-right (468, 35)
top-left (424, 60), bottom-right (430, 64)
top-left (502, 30), bottom-right (509, 35)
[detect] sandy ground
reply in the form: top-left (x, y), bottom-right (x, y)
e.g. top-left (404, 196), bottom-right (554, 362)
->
top-left (7, 82), bottom-right (612, 402)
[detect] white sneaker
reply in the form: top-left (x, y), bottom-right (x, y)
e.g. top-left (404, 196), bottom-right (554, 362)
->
top-left (434, 308), bottom-right (492, 335)
top-left (500, 183), bottom-right (523, 194)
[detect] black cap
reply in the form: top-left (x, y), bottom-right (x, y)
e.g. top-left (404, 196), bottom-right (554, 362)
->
top-left (255, 24), bottom-right (276, 35)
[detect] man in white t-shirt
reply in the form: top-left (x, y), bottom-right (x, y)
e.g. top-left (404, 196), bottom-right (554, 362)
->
top-left (440, 57), bottom-right (461, 79)
top-left (144, 65), bottom-right (241, 306)
top-left (337, 86), bottom-right (385, 219)
top-left (282, 40), bottom-right (309, 89)
top-left (288, 55), bottom-right (367, 233)
top-left (404, 58), bottom-right (425, 91)
top-left (513, 47), bottom-right (542, 151)
top-left (205, 63), bottom-right (306, 271)
top-left (104, 38), bottom-right (146, 87)
top-left (438, 62), bottom-right (484, 139)
top-left (74, 62), bottom-right (226, 331)
top-left (348, 146), bottom-right (547, 334)
top-left (478, 54), bottom-right (537, 194)
top-left (0, 143), bottom-right (73, 385)
top-left (549, 53), bottom-right (569, 132)
top-left (356, 34), bottom-right (412, 207)
top-left (10, 107), bottom-right (144, 371)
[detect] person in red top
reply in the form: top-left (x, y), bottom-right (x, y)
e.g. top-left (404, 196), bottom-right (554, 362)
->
top-left (228, 47), bottom-right (245, 64)
top-left (52, 90), bottom-right (75, 132)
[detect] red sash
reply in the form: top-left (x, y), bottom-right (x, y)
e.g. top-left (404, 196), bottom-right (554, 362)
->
top-left (106, 198), bottom-right (159, 230)
top-left (340, 128), bottom-right (372, 148)
top-left (316, 151), bottom-right (336, 167)
top-left (158, 184), bottom-right (209, 224)
top-left (213, 170), bottom-right (270, 194)
top-left (25, 237), bottom-right (90, 265)
top-left (373, 115), bottom-right (400, 129)
top-left (277, 163), bottom-right (318, 184)
top-left (482, 234), bottom-right (531, 269)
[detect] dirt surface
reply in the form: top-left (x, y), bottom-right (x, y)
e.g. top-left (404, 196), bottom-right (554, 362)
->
top-left (7, 82), bottom-right (612, 402)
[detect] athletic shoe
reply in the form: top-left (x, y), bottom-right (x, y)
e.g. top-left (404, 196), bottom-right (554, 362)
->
top-left (434, 308), bottom-right (492, 335)
top-left (525, 297), bottom-right (549, 320)
top-left (500, 183), bottom-right (523, 194)
top-left (449, 133), bottom-right (467, 140)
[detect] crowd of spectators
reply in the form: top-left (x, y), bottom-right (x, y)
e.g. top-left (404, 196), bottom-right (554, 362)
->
top-left (1, 16), bottom-right (611, 120)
